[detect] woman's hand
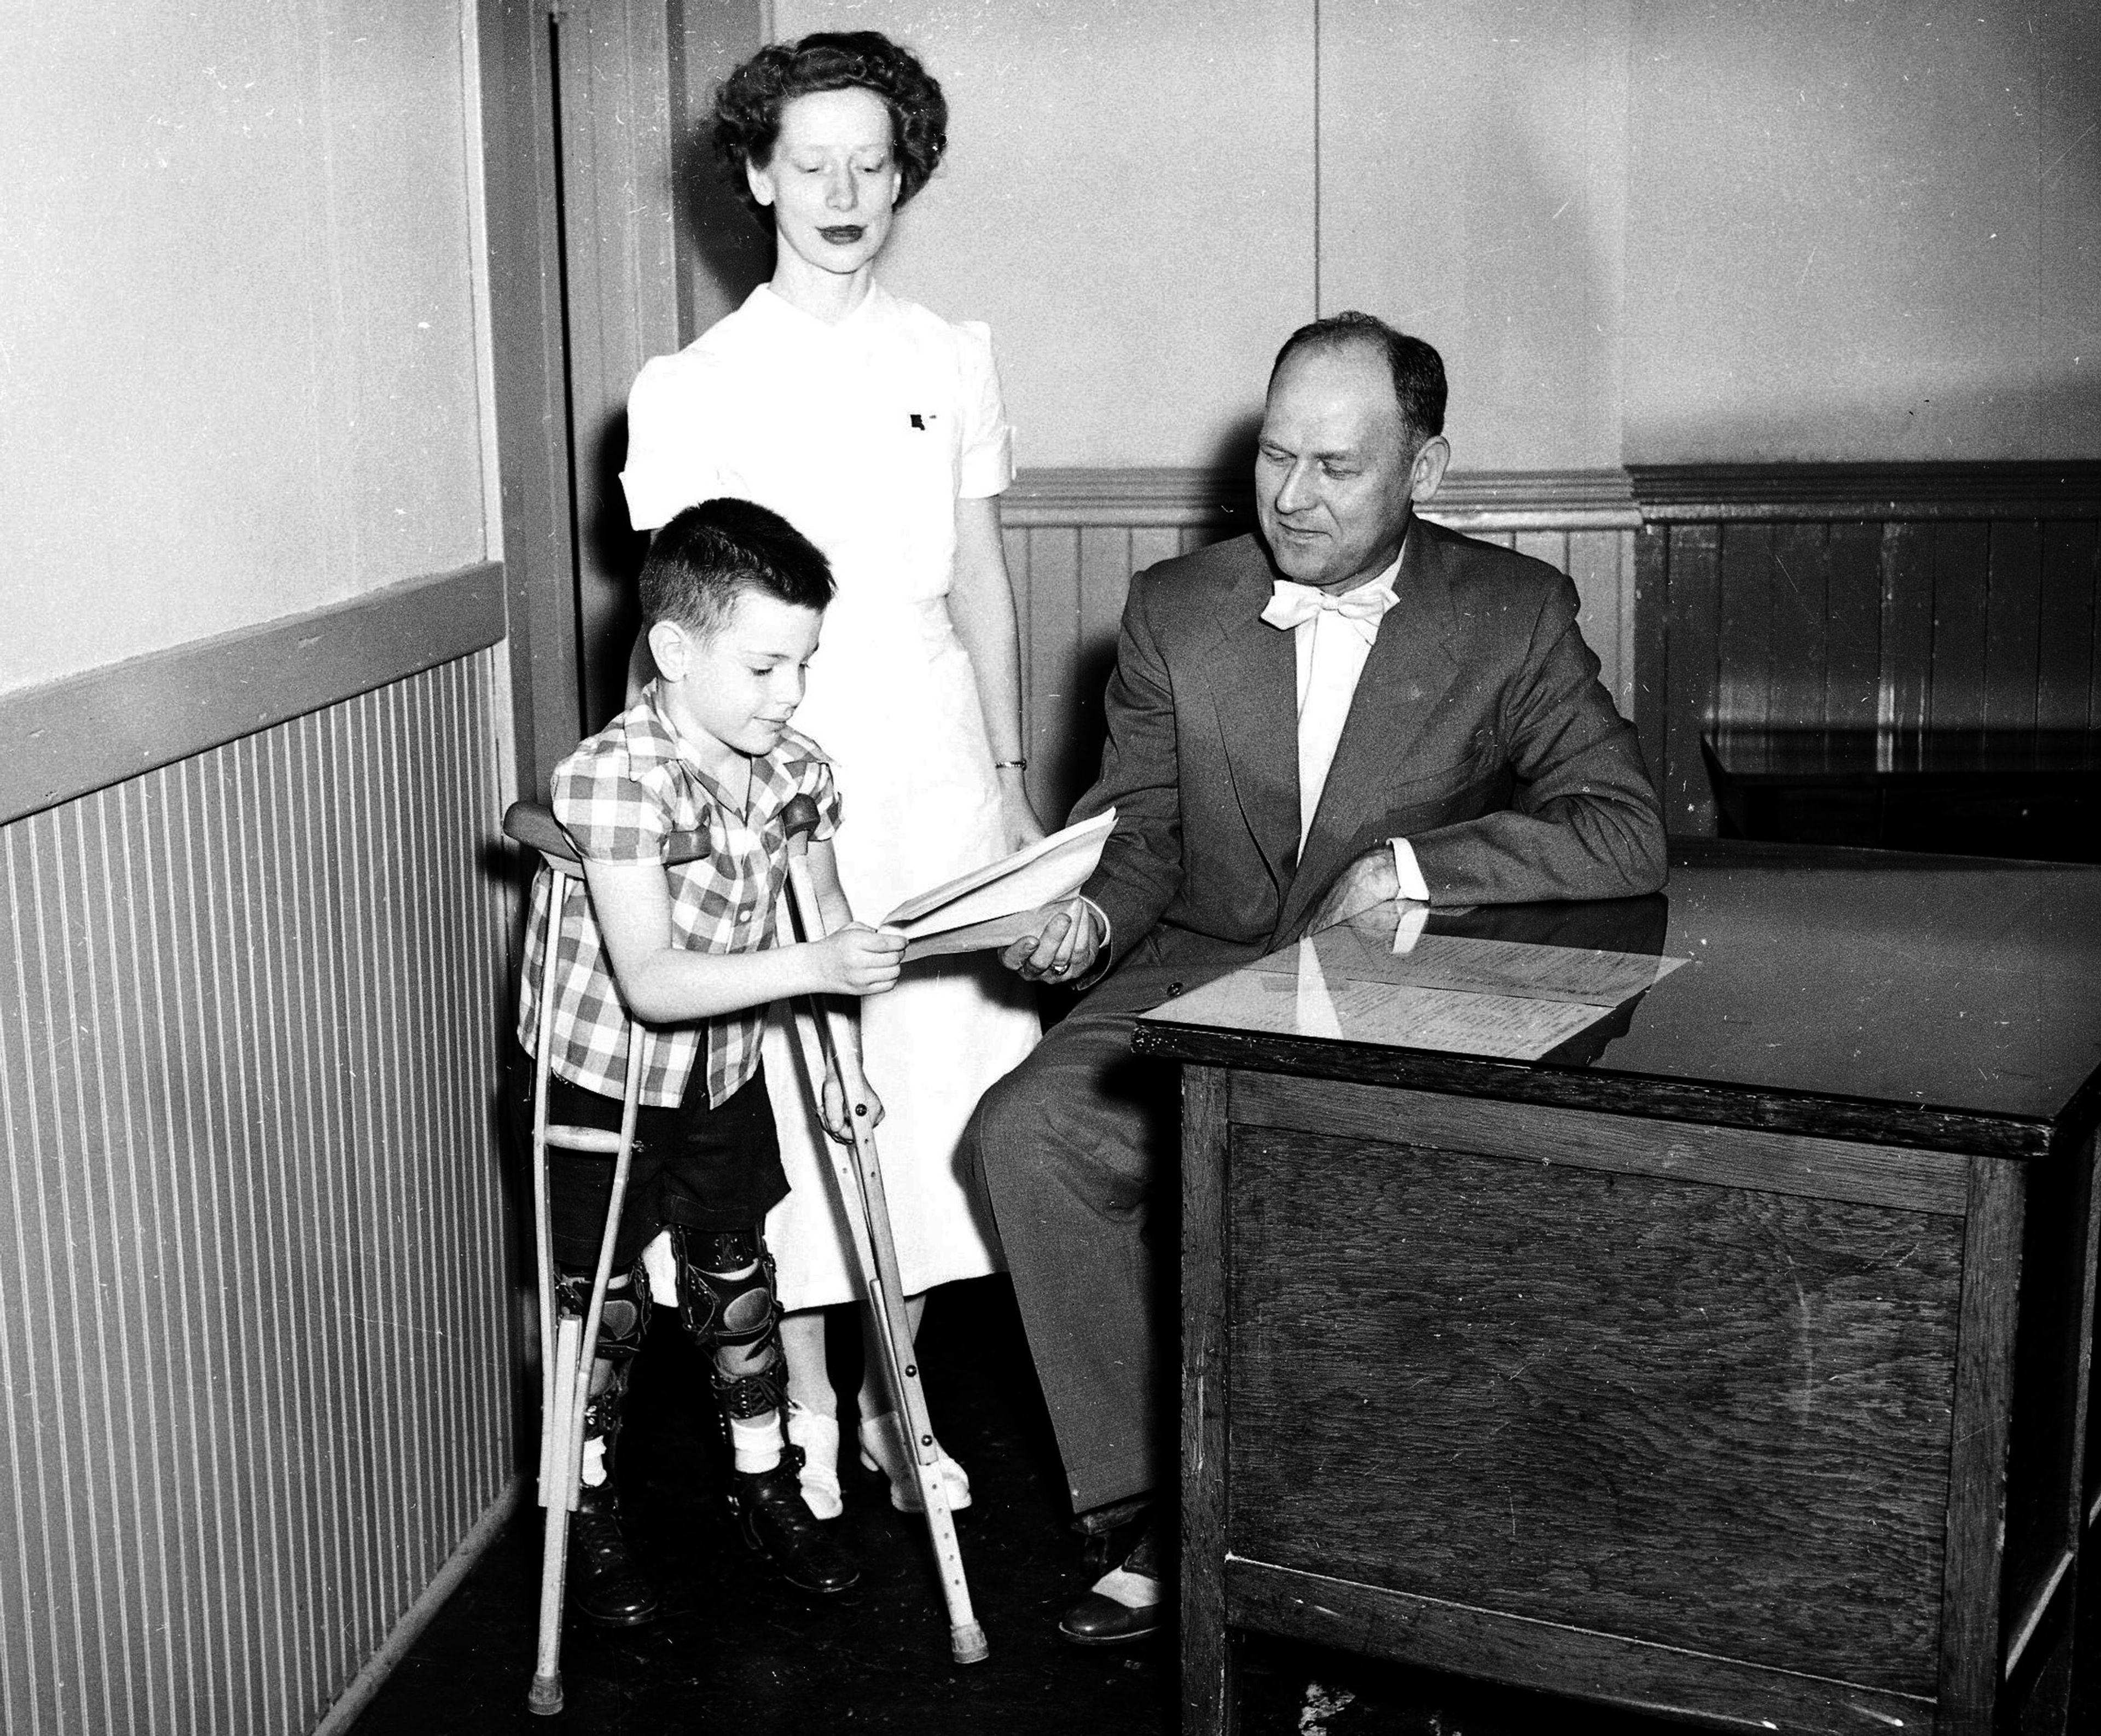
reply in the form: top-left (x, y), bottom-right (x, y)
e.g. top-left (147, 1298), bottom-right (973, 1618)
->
top-left (997, 766), bottom-right (1049, 853)
top-left (809, 924), bottom-right (906, 997)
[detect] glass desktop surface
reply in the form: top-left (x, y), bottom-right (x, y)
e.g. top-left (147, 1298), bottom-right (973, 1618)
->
top-left (1139, 840), bottom-right (2101, 1127)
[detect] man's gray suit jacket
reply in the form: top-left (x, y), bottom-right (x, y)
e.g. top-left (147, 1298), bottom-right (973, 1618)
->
top-left (1072, 518), bottom-right (1668, 982)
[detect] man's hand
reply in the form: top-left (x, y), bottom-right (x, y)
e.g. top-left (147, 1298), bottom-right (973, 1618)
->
top-left (1303, 846), bottom-right (1405, 934)
top-left (997, 896), bottom-right (1105, 984)
top-left (810, 924), bottom-right (906, 996)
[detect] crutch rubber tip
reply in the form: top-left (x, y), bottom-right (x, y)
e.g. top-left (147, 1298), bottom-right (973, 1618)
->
top-left (529, 1672), bottom-right (564, 1716)
top-left (950, 1621), bottom-right (990, 1665)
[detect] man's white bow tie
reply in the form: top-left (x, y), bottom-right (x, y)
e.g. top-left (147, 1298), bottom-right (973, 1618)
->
top-left (1260, 579), bottom-right (1397, 638)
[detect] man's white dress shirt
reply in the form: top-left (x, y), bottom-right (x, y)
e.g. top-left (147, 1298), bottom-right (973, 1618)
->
top-left (1259, 551), bottom-right (1432, 905)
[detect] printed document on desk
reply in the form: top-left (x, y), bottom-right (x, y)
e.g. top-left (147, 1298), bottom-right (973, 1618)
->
top-left (1142, 922), bottom-right (1688, 1060)
top-left (1148, 955), bottom-right (1615, 1059)
top-left (1287, 915), bottom-right (1687, 1005)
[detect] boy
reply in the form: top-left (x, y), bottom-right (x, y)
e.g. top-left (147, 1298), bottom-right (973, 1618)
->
top-left (516, 497), bottom-right (904, 1625)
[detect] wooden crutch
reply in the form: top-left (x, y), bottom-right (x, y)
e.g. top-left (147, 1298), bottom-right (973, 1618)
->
top-left (504, 801), bottom-right (651, 1717)
top-left (777, 794), bottom-right (990, 1665)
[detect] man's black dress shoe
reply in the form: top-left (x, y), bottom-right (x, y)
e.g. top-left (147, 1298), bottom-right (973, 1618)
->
top-left (734, 1454), bottom-right (861, 1594)
top-left (1058, 1586), bottom-right (1164, 1645)
top-left (568, 1487), bottom-right (661, 1626)
top-left (1058, 1518), bottom-right (1163, 1645)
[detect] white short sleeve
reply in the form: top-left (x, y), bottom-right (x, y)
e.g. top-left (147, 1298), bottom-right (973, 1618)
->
top-left (619, 352), bottom-right (728, 533)
top-left (953, 320), bottom-right (1015, 501)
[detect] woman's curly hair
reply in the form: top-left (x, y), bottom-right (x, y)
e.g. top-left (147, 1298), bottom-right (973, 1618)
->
top-left (712, 31), bottom-right (948, 225)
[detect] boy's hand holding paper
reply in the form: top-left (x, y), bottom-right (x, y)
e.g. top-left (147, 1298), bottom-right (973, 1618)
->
top-left (876, 809), bottom-right (1116, 965)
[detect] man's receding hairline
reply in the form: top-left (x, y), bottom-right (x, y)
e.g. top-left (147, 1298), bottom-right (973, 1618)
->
top-left (1275, 324), bottom-right (1388, 369)
top-left (1266, 340), bottom-right (1418, 450)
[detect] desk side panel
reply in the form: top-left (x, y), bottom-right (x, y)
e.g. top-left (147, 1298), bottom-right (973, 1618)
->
top-left (2004, 1128), bottom-right (2097, 1676)
top-left (1227, 1123), bottom-right (1960, 1696)
top-left (1181, 1066), bottom-right (1235, 1736)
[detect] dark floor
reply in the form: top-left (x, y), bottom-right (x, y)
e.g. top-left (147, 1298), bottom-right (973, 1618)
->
top-left (352, 1275), bottom-right (2101, 1735)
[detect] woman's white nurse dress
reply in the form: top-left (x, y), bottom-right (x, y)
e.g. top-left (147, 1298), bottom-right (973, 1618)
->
top-left (620, 280), bottom-right (1037, 1307)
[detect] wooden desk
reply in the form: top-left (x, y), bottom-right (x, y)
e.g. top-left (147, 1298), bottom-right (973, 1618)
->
top-left (1135, 843), bottom-right (2101, 1735)
top-left (1703, 728), bottom-right (2101, 862)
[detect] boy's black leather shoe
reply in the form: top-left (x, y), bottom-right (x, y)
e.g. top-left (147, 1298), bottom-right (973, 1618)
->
top-left (734, 1454), bottom-right (861, 1594)
top-left (568, 1485), bottom-right (661, 1626)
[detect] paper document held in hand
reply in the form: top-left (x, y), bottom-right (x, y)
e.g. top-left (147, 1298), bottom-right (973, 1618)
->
top-left (879, 809), bottom-right (1116, 962)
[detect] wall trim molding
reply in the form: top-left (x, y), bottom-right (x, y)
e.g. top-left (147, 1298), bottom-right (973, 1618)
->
top-left (1629, 461), bottom-right (2101, 521)
top-left (1004, 466), bottom-right (1249, 527)
top-left (1005, 466), bottom-right (1640, 531)
top-left (0, 560), bottom-right (505, 826)
top-left (1009, 463), bottom-right (2101, 532)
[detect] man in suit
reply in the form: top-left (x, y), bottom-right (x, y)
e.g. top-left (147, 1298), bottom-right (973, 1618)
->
top-left (967, 312), bottom-right (1667, 1644)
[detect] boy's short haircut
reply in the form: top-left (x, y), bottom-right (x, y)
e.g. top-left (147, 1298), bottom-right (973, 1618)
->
top-left (639, 497), bottom-right (836, 640)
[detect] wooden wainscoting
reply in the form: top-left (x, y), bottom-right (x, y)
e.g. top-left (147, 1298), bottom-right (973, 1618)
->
top-left (1002, 469), bottom-right (1641, 824)
top-left (1630, 463), bottom-right (2101, 836)
top-left (0, 580), bottom-right (517, 1735)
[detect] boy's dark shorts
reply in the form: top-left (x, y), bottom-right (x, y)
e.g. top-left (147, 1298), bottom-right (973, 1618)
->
top-left (512, 1056), bottom-right (791, 1270)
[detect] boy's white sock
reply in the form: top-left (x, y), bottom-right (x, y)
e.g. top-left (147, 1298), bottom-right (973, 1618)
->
top-left (730, 1411), bottom-right (783, 1474)
top-left (640, 1229), bottom-right (680, 1304)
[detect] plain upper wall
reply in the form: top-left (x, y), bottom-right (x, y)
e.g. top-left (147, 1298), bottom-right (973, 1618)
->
top-left (1320, 0), bottom-right (1632, 469)
top-left (769, 0), bottom-right (1317, 468)
top-left (3, 2), bottom-right (491, 695)
top-left (762, 0), bottom-right (2098, 468)
top-left (1623, 0), bottom-right (2099, 461)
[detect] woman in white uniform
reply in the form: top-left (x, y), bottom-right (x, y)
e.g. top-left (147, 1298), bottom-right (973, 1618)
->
top-left (619, 31), bottom-right (1041, 1519)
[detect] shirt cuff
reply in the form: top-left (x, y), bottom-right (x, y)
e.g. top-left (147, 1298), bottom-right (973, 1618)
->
top-left (1066, 894), bottom-right (1114, 990)
top-left (1389, 837), bottom-right (1429, 902)
top-left (1077, 893), bottom-right (1112, 957)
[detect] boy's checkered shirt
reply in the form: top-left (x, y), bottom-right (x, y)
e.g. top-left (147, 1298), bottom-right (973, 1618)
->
top-left (516, 686), bottom-right (840, 1108)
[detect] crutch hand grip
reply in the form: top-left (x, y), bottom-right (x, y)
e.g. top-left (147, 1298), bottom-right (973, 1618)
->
top-left (781, 793), bottom-right (822, 850)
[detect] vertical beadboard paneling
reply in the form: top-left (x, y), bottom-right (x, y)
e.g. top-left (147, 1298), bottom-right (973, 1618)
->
top-left (1565, 529), bottom-right (1629, 715)
top-left (1632, 524), bottom-right (1673, 795)
top-left (1880, 521), bottom-right (1936, 733)
top-left (1632, 469), bottom-right (2101, 835)
top-left (1983, 521), bottom-right (2044, 730)
top-left (1019, 527), bottom-right (1083, 824)
top-left (1768, 522), bottom-right (1831, 726)
top-left (1511, 529), bottom-right (1565, 573)
top-left (0, 649), bottom-right (515, 1736)
top-left (1928, 522), bottom-right (1992, 727)
top-left (1715, 521), bottom-right (1774, 730)
top-left (1664, 524), bottom-right (1725, 835)
top-left (2037, 522), bottom-right (2100, 728)
top-left (1824, 522), bottom-right (1883, 725)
